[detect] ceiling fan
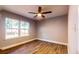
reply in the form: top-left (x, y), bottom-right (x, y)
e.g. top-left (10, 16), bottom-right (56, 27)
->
top-left (28, 6), bottom-right (52, 18)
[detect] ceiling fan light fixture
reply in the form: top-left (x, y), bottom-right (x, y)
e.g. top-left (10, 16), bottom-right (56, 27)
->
top-left (37, 13), bottom-right (42, 16)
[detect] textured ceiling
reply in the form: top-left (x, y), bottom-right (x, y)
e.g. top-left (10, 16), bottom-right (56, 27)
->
top-left (0, 5), bottom-right (68, 20)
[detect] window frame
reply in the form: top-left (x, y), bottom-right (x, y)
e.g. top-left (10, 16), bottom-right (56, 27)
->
top-left (20, 21), bottom-right (30, 37)
top-left (5, 17), bottom-right (30, 40)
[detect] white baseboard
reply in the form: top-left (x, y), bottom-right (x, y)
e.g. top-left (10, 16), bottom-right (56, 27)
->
top-left (36, 38), bottom-right (68, 46)
top-left (0, 38), bottom-right (37, 50)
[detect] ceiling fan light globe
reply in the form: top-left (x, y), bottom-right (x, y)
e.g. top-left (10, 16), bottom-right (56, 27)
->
top-left (37, 13), bottom-right (42, 16)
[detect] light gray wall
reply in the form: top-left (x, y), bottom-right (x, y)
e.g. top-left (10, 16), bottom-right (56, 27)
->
top-left (0, 11), bottom-right (36, 48)
top-left (37, 15), bottom-right (68, 44)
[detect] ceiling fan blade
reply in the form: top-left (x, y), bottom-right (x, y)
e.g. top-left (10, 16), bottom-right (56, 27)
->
top-left (42, 11), bottom-right (52, 14)
top-left (38, 6), bottom-right (42, 13)
top-left (28, 12), bottom-right (37, 14)
top-left (42, 15), bottom-right (45, 18)
top-left (34, 15), bottom-right (37, 18)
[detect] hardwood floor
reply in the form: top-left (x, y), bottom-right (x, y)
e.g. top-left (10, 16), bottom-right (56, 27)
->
top-left (0, 40), bottom-right (67, 54)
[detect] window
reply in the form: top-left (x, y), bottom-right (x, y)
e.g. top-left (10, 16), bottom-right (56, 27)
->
top-left (20, 21), bottom-right (29, 36)
top-left (5, 18), bottom-right (19, 39)
top-left (5, 17), bottom-right (30, 39)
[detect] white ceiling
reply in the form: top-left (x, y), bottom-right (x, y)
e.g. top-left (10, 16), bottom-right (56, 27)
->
top-left (0, 5), bottom-right (68, 20)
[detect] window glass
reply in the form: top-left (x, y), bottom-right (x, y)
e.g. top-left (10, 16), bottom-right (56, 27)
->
top-left (5, 17), bottom-right (19, 39)
top-left (20, 21), bottom-right (29, 36)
